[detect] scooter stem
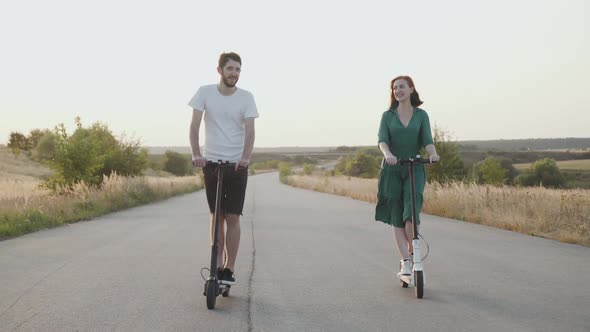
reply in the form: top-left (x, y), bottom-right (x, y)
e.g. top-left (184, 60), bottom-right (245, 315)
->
top-left (209, 162), bottom-right (224, 278)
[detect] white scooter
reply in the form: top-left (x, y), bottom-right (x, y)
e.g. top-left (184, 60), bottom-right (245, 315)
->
top-left (397, 156), bottom-right (436, 299)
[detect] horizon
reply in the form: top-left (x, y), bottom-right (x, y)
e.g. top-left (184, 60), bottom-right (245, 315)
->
top-left (148, 136), bottom-right (590, 148)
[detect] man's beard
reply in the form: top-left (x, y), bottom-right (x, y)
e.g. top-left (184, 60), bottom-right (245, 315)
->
top-left (222, 76), bottom-right (238, 88)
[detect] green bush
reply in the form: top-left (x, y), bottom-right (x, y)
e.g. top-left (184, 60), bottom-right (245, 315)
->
top-left (349, 151), bottom-right (380, 178)
top-left (34, 131), bottom-right (56, 161)
top-left (425, 127), bottom-right (466, 183)
top-left (473, 157), bottom-right (505, 185)
top-left (515, 158), bottom-right (565, 188)
top-left (252, 159), bottom-right (280, 170)
top-left (163, 150), bottom-right (192, 176)
top-left (43, 118), bottom-right (148, 192)
top-left (303, 163), bottom-right (314, 175)
top-left (279, 162), bottom-right (291, 182)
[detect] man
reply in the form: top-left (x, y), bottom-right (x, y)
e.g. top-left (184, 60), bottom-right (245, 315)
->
top-left (188, 52), bottom-right (258, 285)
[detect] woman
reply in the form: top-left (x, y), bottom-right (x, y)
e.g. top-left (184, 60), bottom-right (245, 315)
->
top-left (375, 75), bottom-right (440, 276)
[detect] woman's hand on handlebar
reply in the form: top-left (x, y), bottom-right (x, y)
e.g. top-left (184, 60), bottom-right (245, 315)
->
top-left (384, 153), bottom-right (398, 166)
top-left (429, 154), bottom-right (440, 163)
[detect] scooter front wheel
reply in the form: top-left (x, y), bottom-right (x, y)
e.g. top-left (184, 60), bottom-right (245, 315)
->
top-left (415, 271), bottom-right (424, 299)
top-left (205, 280), bottom-right (218, 309)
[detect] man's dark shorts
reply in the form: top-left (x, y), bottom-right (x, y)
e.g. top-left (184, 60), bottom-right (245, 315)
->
top-left (203, 164), bottom-right (248, 215)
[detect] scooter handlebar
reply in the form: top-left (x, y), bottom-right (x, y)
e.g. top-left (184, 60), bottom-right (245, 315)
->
top-left (206, 160), bottom-right (237, 167)
top-left (398, 156), bottom-right (438, 165)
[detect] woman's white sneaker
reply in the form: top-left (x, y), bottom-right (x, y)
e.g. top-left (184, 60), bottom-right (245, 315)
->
top-left (400, 259), bottom-right (412, 276)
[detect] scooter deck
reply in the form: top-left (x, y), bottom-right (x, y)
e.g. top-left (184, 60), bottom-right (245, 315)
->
top-left (397, 271), bottom-right (426, 287)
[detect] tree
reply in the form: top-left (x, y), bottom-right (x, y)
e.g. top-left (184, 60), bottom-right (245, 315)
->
top-left (7, 132), bottom-right (29, 152)
top-left (496, 157), bottom-right (518, 184)
top-left (163, 150), bottom-right (192, 176)
top-left (515, 158), bottom-right (565, 188)
top-left (474, 157), bottom-right (508, 185)
top-left (27, 129), bottom-right (47, 150)
top-left (425, 127), bottom-right (466, 183)
top-left (303, 163), bottom-right (313, 175)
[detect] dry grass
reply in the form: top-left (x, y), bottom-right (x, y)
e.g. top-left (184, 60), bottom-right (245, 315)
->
top-left (285, 175), bottom-right (590, 246)
top-left (287, 175), bottom-right (378, 203)
top-left (1, 173), bottom-right (202, 213)
top-left (0, 177), bottom-right (48, 209)
top-left (0, 173), bottom-right (202, 239)
top-left (0, 146), bottom-right (52, 179)
top-left (423, 182), bottom-right (590, 246)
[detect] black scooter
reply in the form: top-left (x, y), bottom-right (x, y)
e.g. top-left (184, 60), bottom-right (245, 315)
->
top-left (202, 161), bottom-right (233, 309)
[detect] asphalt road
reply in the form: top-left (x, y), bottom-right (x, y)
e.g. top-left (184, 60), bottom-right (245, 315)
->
top-left (1, 172), bottom-right (589, 331)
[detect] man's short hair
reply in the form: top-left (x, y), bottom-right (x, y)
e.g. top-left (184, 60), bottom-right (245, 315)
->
top-left (218, 52), bottom-right (242, 68)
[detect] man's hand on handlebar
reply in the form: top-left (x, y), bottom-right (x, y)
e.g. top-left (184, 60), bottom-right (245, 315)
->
top-left (192, 156), bottom-right (208, 168)
top-left (236, 158), bottom-right (249, 171)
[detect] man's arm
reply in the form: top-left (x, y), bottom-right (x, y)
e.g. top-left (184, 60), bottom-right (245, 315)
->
top-left (237, 118), bottom-right (255, 169)
top-left (190, 109), bottom-right (206, 167)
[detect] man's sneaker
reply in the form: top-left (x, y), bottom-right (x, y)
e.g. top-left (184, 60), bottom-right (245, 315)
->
top-left (221, 268), bottom-right (236, 285)
top-left (216, 267), bottom-right (223, 281)
top-left (400, 259), bottom-right (412, 276)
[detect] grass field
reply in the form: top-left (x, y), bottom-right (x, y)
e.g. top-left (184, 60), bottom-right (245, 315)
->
top-left (513, 159), bottom-right (590, 171)
top-left (285, 174), bottom-right (590, 247)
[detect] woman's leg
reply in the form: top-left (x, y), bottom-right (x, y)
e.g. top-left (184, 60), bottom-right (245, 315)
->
top-left (394, 226), bottom-right (412, 260)
top-left (405, 220), bottom-right (417, 254)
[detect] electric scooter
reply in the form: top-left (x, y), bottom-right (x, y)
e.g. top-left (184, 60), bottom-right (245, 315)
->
top-left (202, 161), bottom-right (232, 309)
top-left (397, 155), bottom-right (436, 299)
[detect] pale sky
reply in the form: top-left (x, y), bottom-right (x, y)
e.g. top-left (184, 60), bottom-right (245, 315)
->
top-left (1, 0), bottom-right (588, 147)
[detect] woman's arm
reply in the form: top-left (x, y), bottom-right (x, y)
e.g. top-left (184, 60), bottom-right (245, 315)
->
top-left (379, 142), bottom-right (398, 165)
top-left (425, 144), bottom-right (440, 162)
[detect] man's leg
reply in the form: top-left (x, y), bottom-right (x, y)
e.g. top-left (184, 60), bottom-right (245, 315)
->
top-left (219, 166), bottom-right (247, 285)
top-left (210, 212), bottom-right (226, 268)
top-left (223, 214), bottom-right (241, 271)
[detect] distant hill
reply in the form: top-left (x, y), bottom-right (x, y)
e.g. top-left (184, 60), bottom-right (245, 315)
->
top-left (148, 146), bottom-right (333, 155)
top-left (458, 138), bottom-right (590, 151)
top-left (149, 138), bottom-right (590, 155)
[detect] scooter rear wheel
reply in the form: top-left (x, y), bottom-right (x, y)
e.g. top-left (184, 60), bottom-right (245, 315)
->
top-left (206, 280), bottom-right (218, 309)
top-left (222, 287), bottom-right (230, 297)
top-left (415, 271), bottom-right (424, 298)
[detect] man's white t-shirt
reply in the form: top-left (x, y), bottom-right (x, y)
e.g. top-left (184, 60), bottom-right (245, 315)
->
top-left (188, 84), bottom-right (259, 162)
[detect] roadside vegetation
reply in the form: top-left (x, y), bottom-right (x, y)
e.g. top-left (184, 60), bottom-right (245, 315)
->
top-left (278, 128), bottom-right (590, 246)
top-left (1, 118), bottom-right (202, 239)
